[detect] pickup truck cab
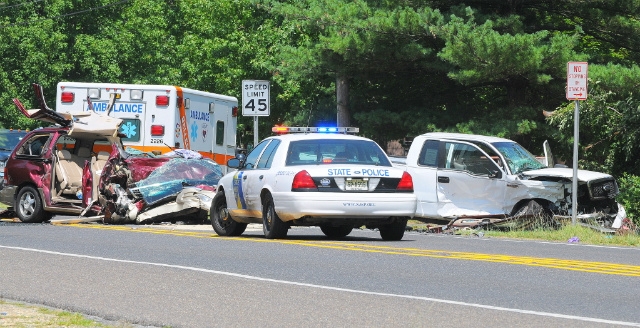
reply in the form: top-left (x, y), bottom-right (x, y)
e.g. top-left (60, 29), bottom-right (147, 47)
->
top-left (395, 132), bottom-right (625, 229)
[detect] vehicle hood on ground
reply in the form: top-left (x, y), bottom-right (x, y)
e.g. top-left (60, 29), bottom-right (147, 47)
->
top-left (520, 167), bottom-right (613, 181)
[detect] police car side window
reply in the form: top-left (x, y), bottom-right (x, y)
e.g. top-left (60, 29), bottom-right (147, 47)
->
top-left (243, 140), bottom-right (270, 170)
top-left (257, 140), bottom-right (280, 169)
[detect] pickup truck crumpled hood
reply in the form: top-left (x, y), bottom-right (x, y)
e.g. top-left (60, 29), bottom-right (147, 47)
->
top-left (521, 168), bottom-right (613, 182)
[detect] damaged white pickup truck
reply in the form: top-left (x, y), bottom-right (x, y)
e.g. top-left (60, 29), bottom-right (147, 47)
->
top-left (393, 132), bottom-right (626, 231)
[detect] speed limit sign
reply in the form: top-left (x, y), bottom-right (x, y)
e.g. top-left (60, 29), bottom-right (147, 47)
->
top-left (242, 80), bottom-right (270, 116)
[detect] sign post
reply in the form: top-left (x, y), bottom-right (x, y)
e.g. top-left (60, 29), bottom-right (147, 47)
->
top-left (242, 80), bottom-right (270, 148)
top-left (566, 62), bottom-right (588, 225)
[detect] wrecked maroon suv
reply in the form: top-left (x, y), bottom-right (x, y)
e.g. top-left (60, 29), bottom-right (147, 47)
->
top-left (0, 83), bottom-right (222, 224)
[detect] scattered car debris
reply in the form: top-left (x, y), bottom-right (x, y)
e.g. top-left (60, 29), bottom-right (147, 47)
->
top-left (0, 83), bottom-right (222, 225)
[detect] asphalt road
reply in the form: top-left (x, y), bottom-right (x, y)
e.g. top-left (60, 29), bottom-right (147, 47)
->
top-left (1, 219), bottom-right (639, 327)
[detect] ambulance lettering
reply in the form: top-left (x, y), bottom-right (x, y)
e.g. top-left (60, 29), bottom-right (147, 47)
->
top-left (190, 110), bottom-right (210, 121)
top-left (113, 103), bottom-right (143, 113)
top-left (86, 102), bottom-right (144, 114)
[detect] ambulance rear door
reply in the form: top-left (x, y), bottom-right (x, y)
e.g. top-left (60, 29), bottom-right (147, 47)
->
top-left (179, 88), bottom-right (238, 165)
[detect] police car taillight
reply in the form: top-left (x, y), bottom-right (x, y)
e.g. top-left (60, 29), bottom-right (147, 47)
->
top-left (60, 92), bottom-right (75, 103)
top-left (151, 125), bottom-right (165, 136)
top-left (291, 170), bottom-right (317, 191)
top-left (156, 95), bottom-right (169, 106)
top-left (396, 171), bottom-right (414, 192)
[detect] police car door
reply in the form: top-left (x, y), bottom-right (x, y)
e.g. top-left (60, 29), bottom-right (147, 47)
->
top-left (436, 140), bottom-right (507, 217)
top-left (246, 139), bottom-right (280, 212)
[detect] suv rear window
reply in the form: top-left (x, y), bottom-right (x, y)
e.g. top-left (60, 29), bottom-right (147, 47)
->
top-left (286, 139), bottom-right (391, 166)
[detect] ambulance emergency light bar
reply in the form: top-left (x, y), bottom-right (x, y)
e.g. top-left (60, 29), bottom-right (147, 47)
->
top-left (272, 126), bottom-right (359, 134)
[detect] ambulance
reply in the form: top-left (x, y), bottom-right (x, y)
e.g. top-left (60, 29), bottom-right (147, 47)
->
top-left (55, 82), bottom-right (238, 165)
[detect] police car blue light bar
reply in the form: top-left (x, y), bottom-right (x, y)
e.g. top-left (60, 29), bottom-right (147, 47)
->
top-left (272, 126), bottom-right (359, 134)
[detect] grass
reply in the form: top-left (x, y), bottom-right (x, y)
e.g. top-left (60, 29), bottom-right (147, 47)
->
top-left (408, 220), bottom-right (640, 247)
top-left (0, 299), bottom-right (118, 327)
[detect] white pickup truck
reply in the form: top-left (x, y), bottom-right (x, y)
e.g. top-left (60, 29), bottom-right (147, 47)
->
top-left (392, 132), bottom-right (626, 230)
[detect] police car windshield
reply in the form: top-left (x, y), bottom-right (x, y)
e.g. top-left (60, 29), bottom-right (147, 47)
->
top-left (286, 139), bottom-right (391, 166)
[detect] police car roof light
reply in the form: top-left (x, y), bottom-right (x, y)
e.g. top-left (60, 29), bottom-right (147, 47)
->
top-left (271, 126), bottom-right (359, 134)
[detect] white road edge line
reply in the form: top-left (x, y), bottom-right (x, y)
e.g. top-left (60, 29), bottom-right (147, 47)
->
top-left (2, 244), bottom-right (639, 327)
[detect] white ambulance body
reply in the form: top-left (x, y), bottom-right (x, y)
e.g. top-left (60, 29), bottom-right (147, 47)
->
top-left (55, 82), bottom-right (238, 165)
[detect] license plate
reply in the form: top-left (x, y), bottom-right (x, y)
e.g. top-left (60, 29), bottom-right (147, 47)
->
top-left (345, 178), bottom-right (368, 191)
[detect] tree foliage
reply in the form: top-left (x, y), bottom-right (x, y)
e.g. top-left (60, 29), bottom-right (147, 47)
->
top-left (0, 0), bottom-right (639, 176)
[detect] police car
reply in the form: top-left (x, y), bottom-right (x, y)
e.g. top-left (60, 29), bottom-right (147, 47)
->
top-left (211, 127), bottom-right (416, 240)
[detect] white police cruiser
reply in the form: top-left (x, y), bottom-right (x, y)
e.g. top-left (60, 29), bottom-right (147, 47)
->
top-left (211, 127), bottom-right (416, 240)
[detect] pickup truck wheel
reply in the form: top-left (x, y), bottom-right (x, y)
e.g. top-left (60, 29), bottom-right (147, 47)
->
top-left (379, 217), bottom-right (408, 241)
top-left (512, 200), bottom-right (557, 229)
top-left (16, 186), bottom-right (49, 223)
top-left (211, 191), bottom-right (247, 236)
top-left (262, 193), bottom-right (288, 239)
top-left (320, 225), bottom-right (353, 239)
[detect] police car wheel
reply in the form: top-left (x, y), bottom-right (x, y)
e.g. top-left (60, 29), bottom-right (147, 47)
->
top-left (211, 191), bottom-right (247, 236)
top-left (262, 193), bottom-right (288, 239)
top-left (379, 217), bottom-right (408, 241)
top-left (320, 225), bottom-right (353, 239)
top-left (16, 186), bottom-right (50, 223)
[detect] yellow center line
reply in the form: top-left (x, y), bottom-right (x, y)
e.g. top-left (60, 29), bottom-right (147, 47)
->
top-left (61, 223), bottom-right (640, 277)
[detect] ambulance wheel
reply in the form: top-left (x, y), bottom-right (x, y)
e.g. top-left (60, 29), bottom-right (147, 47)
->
top-left (320, 225), bottom-right (353, 239)
top-left (262, 193), bottom-right (288, 239)
top-left (211, 191), bottom-right (246, 236)
top-left (379, 217), bottom-right (408, 241)
top-left (16, 186), bottom-right (50, 223)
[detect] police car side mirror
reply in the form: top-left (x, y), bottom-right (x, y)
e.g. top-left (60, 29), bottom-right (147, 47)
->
top-left (227, 158), bottom-right (242, 169)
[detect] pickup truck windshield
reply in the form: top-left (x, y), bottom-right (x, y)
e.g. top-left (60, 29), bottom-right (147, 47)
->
top-left (491, 141), bottom-right (546, 174)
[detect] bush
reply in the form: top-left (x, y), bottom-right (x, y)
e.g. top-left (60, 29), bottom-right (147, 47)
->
top-left (617, 173), bottom-right (640, 226)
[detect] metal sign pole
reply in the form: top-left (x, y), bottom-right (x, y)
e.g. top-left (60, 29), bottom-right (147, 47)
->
top-left (572, 100), bottom-right (579, 225)
top-left (254, 116), bottom-right (259, 150)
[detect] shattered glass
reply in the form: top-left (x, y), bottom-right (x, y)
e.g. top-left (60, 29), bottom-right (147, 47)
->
top-left (130, 158), bottom-right (223, 205)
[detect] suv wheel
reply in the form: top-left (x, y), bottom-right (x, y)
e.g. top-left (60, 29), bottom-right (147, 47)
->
top-left (16, 186), bottom-right (49, 223)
